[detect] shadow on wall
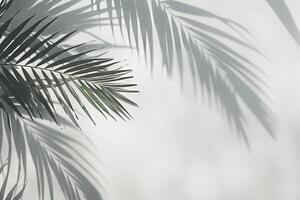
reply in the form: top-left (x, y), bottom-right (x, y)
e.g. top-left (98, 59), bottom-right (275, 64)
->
top-left (8, 0), bottom-right (277, 142)
top-left (265, 0), bottom-right (300, 46)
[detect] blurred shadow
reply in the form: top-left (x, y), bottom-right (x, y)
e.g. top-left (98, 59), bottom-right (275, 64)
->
top-left (7, 0), bottom-right (275, 140)
top-left (0, 109), bottom-right (104, 200)
top-left (91, 0), bottom-right (275, 139)
top-left (4, 0), bottom-right (129, 50)
top-left (25, 119), bottom-right (104, 200)
top-left (266, 0), bottom-right (300, 46)
top-left (0, 162), bottom-right (26, 199)
top-left (3, 0), bottom-right (275, 142)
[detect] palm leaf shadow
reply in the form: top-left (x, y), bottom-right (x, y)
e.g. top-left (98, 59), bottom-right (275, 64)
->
top-left (0, 10), bottom-right (138, 127)
top-left (0, 163), bottom-right (26, 199)
top-left (4, 0), bottom-right (130, 50)
top-left (25, 119), bottom-right (104, 200)
top-left (266, 0), bottom-right (300, 46)
top-left (93, 0), bottom-right (274, 141)
top-left (0, 109), bottom-right (104, 200)
top-left (0, 2), bottom-right (137, 199)
top-left (10, 0), bottom-right (275, 139)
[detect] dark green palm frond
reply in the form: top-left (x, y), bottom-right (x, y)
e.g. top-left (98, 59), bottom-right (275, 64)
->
top-left (93, 0), bottom-right (273, 140)
top-left (3, 0), bottom-right (129, 50)
top-left (0, 9), bottom-right (137, 199)
top-left (0, 110), bottom-right (104, 200)
top-left (0, 14), bottom-right (137, 127)
top-left (265, 0), bottom-right (300, 46)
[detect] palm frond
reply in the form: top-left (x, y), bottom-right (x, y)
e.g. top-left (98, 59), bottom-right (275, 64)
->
top-left (0, 14), bottom-right (137, 127)
top-left (25, 120), bottom-right (103, 200)
top-left (93, 0), bottom-right (273, 139)
top-left (0, 163), bottom-right (26, 200)
top-left (0, 110), bottom-right (104, 200)
top-left (0, 119), bottom-right (26, 200)
top-left (3, 0), bottom-right (129, 49)
top-left (8, 0), bottom-right (275, 138)
top-left (0, 5), bottom-right (137, 199)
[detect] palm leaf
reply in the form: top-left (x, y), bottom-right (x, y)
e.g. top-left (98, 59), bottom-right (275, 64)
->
top-left (0, 14), bottom-right (137, 127)
top-left (0, 3), bottom-right (137, 200)
top-left (3, 0), bottom-right (129, 49)
top-left (93, 0), bottom-right (273, 140)
top-left (0, 145), bottom-right (26, 200)
top-left (6, 0), bottom-right (277, 139)
top-left (25, 120), bottom-right (104, 200)
top-left (0, 110), bottom-right (104, 200)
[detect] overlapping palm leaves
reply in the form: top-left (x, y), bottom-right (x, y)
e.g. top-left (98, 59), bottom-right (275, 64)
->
top-left (1, 112), bottom-right (104, 200)
top-left (0, 161), bottom-right (26, 200)
top-left (4, 0), bottom-right (129, 50)
top-left (0, 2), bottom-right (137, 199)
top-left (11, 0), bottom-right (275, 138)
top-left (0, 0), bottom-right (12, 18)
top-left (2, 0), bottom-right (298, 199)
top-left (12, 0), bottom-right (298, 140)
top-left (0, 14), bottom-right (137, 124)
top-left (92, 0), bottom-right (274, 140)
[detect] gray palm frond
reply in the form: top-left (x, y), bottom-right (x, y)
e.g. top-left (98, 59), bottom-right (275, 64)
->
top-left (0, 110), bottom-right (104, 200)
top-left (3, 0), bottom-right (128, 49)
top-left (0, 161), bottom-right (26, 200)
top-left (0, 114), bottom-right (26, 200)
top-left (93, 0), bottom-right (273, 140)
top-left (265, 0), bottom-right (300, 46)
